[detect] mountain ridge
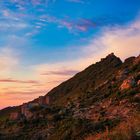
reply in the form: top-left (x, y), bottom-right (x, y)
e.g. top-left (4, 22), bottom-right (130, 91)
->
top-left (0, 53), bottom-right (140, 140)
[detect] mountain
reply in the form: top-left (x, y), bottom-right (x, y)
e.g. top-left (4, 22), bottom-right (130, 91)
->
top-left (0, 53), bottom-right (140, 140)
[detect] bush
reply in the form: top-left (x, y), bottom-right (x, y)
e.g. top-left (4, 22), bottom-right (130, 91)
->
top-left (116, 91), bottom-right (121, 96)
top-left (127, 89), bottom-right (137, 96)
top-left (50, 118), bottom-right (95, 140)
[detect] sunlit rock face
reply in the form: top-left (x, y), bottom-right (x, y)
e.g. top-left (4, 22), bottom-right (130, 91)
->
top-left (119, 55), bottom-right (140, 91)
top-left (10, 96), bottom-right (51, 121)
top-left (38, 96), bottom-right (46, 105)
top-left (9, 112), bottom-right (21, 121)
top-left (137, 80), bottom-right (140, 86)
top-left (21, 103), bottom-right (38, 120)
top-left (120, 77), bottom-right (136, 91)
top-left (45, 96), bottom-right (50, 104)
top-left (38, 96), bottom-right (50, 105)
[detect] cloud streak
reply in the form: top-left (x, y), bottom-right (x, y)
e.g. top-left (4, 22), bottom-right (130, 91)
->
top-left (41, 70), bottom-right (79, 76)
top-left (0, 78), bottom-right (39, 84)
top-left (67, 0), bottom-right (85, 4)
top-left (0, 0), bottom-right (127, 35)
top-left (0, 2), bottom-right (93, 35)
top-left (39, 15), bottom-right (96, 32)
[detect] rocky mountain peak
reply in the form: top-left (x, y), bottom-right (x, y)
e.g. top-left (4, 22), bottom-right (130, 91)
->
top-left (103, 53), bottom-right (121, 62)
top-left (0, 53), bottom-right (140, 140)
top-left (100, 53), bottom-right (122, 67)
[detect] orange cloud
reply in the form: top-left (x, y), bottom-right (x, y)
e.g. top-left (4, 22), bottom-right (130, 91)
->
top-left (41, 70), bottom-right (79, 76)
top-left (0, 78), bottom-right (39, 84)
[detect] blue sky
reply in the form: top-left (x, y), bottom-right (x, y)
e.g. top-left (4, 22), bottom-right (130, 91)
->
top-left (0, 0), bottom-right (140, 64)
top-left (0, 0), bottom-right (140, 109)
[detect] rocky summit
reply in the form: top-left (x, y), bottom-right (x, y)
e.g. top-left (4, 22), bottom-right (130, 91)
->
top-left (0, 53), bottom-right (140, 140)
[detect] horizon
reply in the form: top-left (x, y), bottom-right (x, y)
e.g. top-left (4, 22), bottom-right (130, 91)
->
top-left (0, 0), bottom-right (140, 109)
top-left (0, 53), bottom-right (139, 110)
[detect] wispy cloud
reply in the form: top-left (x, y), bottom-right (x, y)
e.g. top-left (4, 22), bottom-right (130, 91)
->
top-left (0, 78), bottom-right (39, 84)
top-left (38, 14), bottom-right (126, 33)
top-left (0, 0), bottom-right (125, 35)
top-left (9, 0), bottom-right (54, 7)
top-left (66, 0), bottom-right (85, 4)
top-left (2, 89), bottom-right (45, 95)
top-left (0, 13), bottom-right (33, 40)
top-left (58, 18), bottom-right (96, 32)
top-left (82, 17), bottom-right (140, 60)
top-left (39, 15), bottom-right (96, 32)
top-left (0, 5), bottom-right (38, 36)
top-left (41, 70), bottom-right (79, 76)
top-left (0, 47), bottom-right (19, 71)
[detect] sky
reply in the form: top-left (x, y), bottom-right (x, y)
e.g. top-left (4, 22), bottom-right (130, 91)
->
top-left (0, 0), bottom-right (140, 109)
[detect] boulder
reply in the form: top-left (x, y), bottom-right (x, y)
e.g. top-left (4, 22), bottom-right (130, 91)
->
top-left (120, 77), bottom-right (136, 90)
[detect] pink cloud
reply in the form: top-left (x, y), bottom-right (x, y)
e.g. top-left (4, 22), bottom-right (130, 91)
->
top-left (0, 78), bottom-right (39, 84)
top-left (3, 90), bottom-right (45, 95)
top-left (39, 15), bottom-right (96, 32)
top-left (41, 70), bottom-right (79, 76)
top-left (10, 0), bottom-right (53, 7)
top-left (58, 18), bottom-right (95, 32)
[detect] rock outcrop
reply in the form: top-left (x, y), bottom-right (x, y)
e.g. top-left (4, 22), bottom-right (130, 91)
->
top-left (120, 77), bottom-right (136, 90)
top-left (21, 103), bottom-right (39, 120)
top-left (38, 95), bottom-right (50, 105)
top-left (9, 112), bottom-right (21, 121)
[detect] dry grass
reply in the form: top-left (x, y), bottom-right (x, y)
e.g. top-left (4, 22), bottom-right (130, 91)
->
top-left (85, 114), bottom-right (140, 140)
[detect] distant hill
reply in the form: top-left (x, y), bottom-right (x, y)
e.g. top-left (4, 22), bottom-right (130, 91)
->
top-left (0, 53), bottom-right (140, 140)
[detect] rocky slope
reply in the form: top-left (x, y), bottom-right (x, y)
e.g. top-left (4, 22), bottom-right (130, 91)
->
top-left (0, 53), bottom-right (140, 140)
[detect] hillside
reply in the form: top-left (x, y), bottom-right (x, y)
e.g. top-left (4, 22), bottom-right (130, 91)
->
top-left (0, 53), bottom-right (140, 140)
